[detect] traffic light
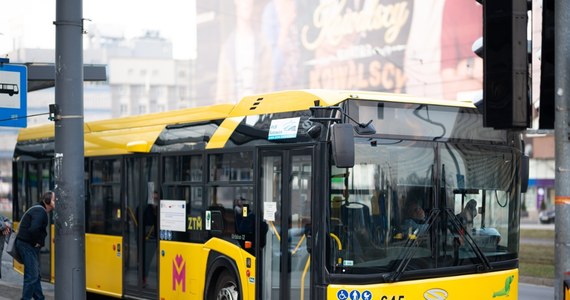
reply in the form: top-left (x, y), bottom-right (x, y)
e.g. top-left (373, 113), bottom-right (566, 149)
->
top-left (481, 0), bottom-right (530, 129)
top-left (538, 0), bottom-right (554, 129)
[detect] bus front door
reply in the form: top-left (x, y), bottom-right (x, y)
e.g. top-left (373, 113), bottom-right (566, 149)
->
top-left (258, 148), bottom-right (313, 300)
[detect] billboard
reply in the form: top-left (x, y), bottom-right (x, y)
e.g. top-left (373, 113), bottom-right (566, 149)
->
top-left (196, 0), bottom-right (482, 103)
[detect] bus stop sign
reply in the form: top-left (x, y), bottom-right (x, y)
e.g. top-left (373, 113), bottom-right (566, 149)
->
top-left (0, 60), bottom-right (27, 128)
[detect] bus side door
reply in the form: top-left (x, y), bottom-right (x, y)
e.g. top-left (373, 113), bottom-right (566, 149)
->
top-left (258, 147), bottom-right (314, 300)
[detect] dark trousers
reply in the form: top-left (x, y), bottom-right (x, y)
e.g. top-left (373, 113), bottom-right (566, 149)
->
top-left (15, 239), bottom-right (44, 300)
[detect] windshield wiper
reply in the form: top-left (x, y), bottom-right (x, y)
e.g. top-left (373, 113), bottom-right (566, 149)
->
top-left (385, 207), bottom-right (492, 283)
top-left (384, 208), bottom-right (440, 283)
top-left (445, 208), bottom-right (492, 271)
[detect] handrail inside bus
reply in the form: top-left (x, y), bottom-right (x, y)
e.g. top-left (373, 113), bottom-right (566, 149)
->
top-left (127, 207), bottom-right (138, 227)
top-left (268, 221), bottom-right (281, 241)
top-left (292, 234), bottom-right (306, 255)
top-left (300, 255), bottom-right (311, 300)
top-left (329, 233), bottom-right (342, 250)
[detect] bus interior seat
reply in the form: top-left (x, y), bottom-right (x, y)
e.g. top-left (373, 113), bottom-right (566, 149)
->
top-left (341, 202), bottom-right (372, 232)
top-left (341, 202), bottom-right (374, 260)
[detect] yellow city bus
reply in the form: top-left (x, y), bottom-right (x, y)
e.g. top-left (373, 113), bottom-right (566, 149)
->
top-left (12, 90), bottom-right (527, 299)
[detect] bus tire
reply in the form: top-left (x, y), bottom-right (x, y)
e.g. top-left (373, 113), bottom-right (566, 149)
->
top-left (213, 271), bottom-right (240, 300)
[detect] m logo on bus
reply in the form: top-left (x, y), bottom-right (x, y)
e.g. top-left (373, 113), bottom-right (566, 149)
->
top-left (172, 254), bottom-right (186, 292)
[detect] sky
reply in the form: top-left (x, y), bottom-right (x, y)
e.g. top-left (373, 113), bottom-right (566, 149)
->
top-left (0, 0), bottom-right (197, 59)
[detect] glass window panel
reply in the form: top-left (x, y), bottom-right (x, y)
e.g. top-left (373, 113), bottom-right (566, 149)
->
top-left (161, 185), bottom-right (205, 243)
top-left (347, 100), bottom-right (507, 143)
top-left (154, 123), bottom-right (220, 152)
top-left (182, 155), bottom-right (203, 182)
top-left (327, 137), bottom-right (521, 276)
top-left (329, 140), bottom-right (435, 273)
top-left (88, 158), bottom-right (121, 235)
top-left (209, 152), bottom-right (253, 182)
top-left (164, 155), bottom-right (203, 183)
top-left (441, 144), bottom-right (519, 262)
top-left (163, 156), bottom-right (178, 182)
top-left (208, 186), bottom-right (254, 250)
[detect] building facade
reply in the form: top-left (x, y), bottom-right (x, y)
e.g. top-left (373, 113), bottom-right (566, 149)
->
top-left (0, 29), bottom-right (193, 209)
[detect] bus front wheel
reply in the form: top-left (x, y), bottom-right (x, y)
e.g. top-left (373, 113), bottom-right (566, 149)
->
top-left (213, 271), bottom-right (239, 300)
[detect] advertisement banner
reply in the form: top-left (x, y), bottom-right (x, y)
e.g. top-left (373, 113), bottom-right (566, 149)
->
top-left (196, 0), bottom-right (482, 103)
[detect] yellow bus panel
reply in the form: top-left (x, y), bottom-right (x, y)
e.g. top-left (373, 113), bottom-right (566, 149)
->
top-left (85, 104), bottom-right (234, 133)
top-left (84, 124), bottom-right (165, 156)
top-left (16, 123), bottom-right (56, 141)
top-left (206, 116), bottom-right (244, 149)
top-left (16, 104), bottom-right (235, 156)
top-left (327, 269), bottom-right (517, 300)
top-left (159, 239), bottom-right (256, 300)
top-left (159, 241), bottom-right (210, 299)
top-left (85, 234), bottom-right (122, 297)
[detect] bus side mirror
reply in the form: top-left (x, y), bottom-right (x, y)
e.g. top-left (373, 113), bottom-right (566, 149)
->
top-left (331, 123), bottom-right (354, 168)
top-left (520, 155), bottom-right (529, 193)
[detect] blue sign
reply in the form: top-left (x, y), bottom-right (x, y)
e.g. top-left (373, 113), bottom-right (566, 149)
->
top-left (0, 63), bottom-right (27, 128)
top-left (337, 289), bottom-right (373, 300)
top-left (349, 290), bottom-right (361, 300)
top-left (337, 290), bottom-right (349, 300)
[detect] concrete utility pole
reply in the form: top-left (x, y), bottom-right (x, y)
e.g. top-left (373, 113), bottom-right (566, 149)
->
top-left (554, 0), bottom-right (570, 298)
top-left (54, 0), bottom-right (86, 298)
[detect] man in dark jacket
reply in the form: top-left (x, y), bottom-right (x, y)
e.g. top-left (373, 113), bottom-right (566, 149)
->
top-left (16, 191), bottom-right (55, 300)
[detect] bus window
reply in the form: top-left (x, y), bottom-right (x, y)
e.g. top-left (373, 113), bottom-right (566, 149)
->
top-left (208, 186), bottom-right (253, 241)
top-left (208, 151), bottom-right (254, 252)
top-left (329, 140), bottom-right (435, 269)
top-left (209, 152), bottom-right (253, 182)
top-left (88, 158), bottom-right (121, 235)
top-left (162, 154), bottom-right (205, 242)
top-left (327, 136), bottom-right (521, 275)
top-left (162, 185), bottom-right (205, 242)
top-left (163, 155), bottom-right (203, 183)
top-left (442, 144), bottom-right (519, 258)
top-left (15, 161), bottom-right (53, 218)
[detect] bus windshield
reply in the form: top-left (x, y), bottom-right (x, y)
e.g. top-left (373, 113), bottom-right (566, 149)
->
top-left (327, 102), bottom-right (521, 279)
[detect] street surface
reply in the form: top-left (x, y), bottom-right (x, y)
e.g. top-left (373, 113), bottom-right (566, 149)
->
top-left (520, 283), bottom-right (554, 299)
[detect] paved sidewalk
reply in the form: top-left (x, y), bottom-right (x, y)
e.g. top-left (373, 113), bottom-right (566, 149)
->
top-left (1, 247), bottom-right (54, 300)
top-left (0, 278), bottom-right (54, 300)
